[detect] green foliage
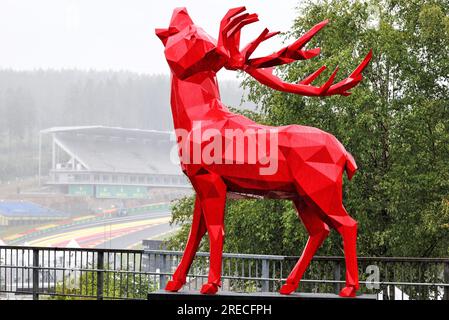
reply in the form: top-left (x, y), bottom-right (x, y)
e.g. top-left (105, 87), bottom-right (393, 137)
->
top-left (49, 269), bottom-right (156, 300)
top-left (168, 0), bottom-right (449, 258)
top-left (167, 196), bottom-right (199, 250)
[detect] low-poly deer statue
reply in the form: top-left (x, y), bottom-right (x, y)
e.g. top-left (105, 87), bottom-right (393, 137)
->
top-left (155, 7), bottom-right (372, 297)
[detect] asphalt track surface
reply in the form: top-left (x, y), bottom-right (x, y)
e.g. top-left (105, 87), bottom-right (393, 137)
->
top-left (16, 211), bottom-right (178, 249)
top-left (96, 221), bottom-right (175, 249)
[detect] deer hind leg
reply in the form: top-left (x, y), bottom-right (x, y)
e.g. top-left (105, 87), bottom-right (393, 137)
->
top-left (325, 205), bottom-right (359, 297)
top-left (165, 195), bottom-right (206, 292)
top-left (191, 172), bottom-right (227, 295)
top-left (295, 167), bottom-right (359, 297)
top-left (280, 200), bottom-right (330, 295)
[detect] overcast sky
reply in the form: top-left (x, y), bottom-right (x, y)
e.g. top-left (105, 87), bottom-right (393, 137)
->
top-left (0, 0), bottom-right (300, 80)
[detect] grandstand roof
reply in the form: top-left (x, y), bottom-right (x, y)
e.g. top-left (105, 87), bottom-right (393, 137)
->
top-left (41, 126), bottom-right (172, 139)
top-left (0, 201), bottom-right (68, 218)
top-left (42, 126), bottom-right (181, 175)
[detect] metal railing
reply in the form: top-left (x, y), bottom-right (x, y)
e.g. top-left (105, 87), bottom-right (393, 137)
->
top-left (0, 246), bottom-right (448, 300)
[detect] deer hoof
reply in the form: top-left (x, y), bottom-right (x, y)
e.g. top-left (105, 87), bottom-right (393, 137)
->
top-left (339, 286), bottom-right (357, 298)
top-left (200, 283), bottom-right (219, 294)
top-left (165, 279), bottom-right (185, 292)
top-left (279, 282), bottom-right (297, 295)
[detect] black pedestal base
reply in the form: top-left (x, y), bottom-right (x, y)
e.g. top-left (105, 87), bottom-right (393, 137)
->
top-left (148, 290), bottom-right (377, 301)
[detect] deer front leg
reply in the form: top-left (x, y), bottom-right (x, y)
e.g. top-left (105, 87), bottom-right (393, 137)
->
top-left (191, 172), bottom-right (227, 295)
top-left (165, 195), bottom-right (206, 292)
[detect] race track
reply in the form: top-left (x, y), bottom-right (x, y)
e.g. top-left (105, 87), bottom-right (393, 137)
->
top-left (17, 212), bottom-right (179, 249)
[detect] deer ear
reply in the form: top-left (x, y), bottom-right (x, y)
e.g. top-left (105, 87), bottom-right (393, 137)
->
top-left (155, 28), bottom-right (170, 45)
top-left (155, 27), bottom-right (179, 46)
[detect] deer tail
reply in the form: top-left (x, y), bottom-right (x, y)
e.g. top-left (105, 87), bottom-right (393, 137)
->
top-left (345, 151), bottom-right (357, 180)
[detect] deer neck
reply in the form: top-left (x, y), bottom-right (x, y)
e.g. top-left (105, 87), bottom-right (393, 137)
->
top-left (170, 71), bottom-right (223, 132)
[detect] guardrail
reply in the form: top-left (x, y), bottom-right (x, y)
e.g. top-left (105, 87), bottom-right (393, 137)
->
top-left (0, 246), bottom-right (448, 300)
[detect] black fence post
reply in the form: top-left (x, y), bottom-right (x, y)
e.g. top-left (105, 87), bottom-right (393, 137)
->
top-left (160, 254), bottom-right (168, 289)
top-left (32, 249), bottom-right (39, 300)
top-left (444, 262), bottom-right (449, 300)
top-left (261, 259), bottom-right (269, 292)
top-left (97, 251), bottom-right (104, 300)
top-left (334, 262), bottom-right (341, 294)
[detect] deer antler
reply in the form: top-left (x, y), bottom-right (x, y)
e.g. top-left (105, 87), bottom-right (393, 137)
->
top-left (218, 6), bottom-right (260, 70)
top-left (243, 50), bottom-right (372, 97)
top-left (246, 20), bottom-right (328, 69)
top-left (217, 7), bottom-right (372, 97)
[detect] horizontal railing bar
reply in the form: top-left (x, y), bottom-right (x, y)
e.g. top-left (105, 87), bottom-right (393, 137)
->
top-left (0, 265), bottom-right (154, 275)
top-left (1, 246), bottom-right (448, 263)
top-left (6, 290), bottom-right (147, 300)
top-left (2, 263), bottom-right (447, 287)
top-left (144, 250), bottom-right (285, 260)
top-left (154, 272), bottom-right (449, 287)
top-left (311, 256), bottom-right (449, 263)
top-left (144, 249), bottom-right (449, 263)
top-left (32, 292), bottom-right (145, 300)
top-left (0, 245), bottom-right (143, 254)
top-left (3, 274), bottom-right (446, 291)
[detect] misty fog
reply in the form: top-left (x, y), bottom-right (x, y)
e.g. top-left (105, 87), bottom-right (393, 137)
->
top-left (0, 70), bottom-right (253, 181)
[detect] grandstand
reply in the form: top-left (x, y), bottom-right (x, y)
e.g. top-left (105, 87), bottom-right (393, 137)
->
top-left (0, 200), bottom-right (68, 226)
top-left (38, 126), bottom-right (190, 199)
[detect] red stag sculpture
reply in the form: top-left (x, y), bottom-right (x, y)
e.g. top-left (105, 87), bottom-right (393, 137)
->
top-left (156, 7), bottom-right (372, 297)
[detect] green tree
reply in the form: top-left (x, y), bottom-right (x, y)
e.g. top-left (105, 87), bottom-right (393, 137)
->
top-left (168, 0), bottom-right (449, 257)
top-left (49, 269), bottom-right (156, 300)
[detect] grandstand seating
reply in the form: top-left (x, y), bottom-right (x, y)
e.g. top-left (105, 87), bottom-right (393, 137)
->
top-left (56, 134), bottom-right (179, 174)
top-left (39, 126), bottom-right (191, 197)
top-left (0, 200), bottom-right (68, 226)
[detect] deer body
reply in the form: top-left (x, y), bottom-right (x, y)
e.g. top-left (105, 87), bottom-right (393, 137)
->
top-left (171, 71), bottom-right (354, 198)
top-left (156, 7), bottom-right (371, 297)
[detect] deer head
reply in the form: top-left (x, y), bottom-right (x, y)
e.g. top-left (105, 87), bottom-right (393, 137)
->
top-left (155, 7), bottom-right (227, 79)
